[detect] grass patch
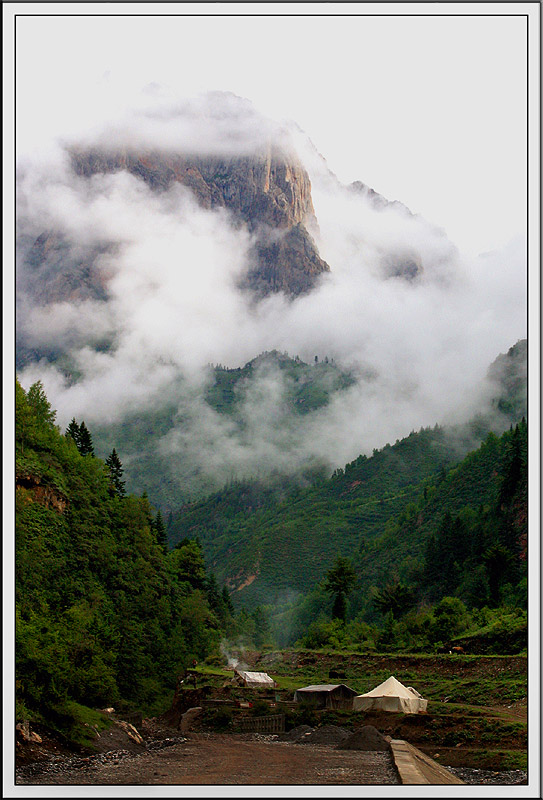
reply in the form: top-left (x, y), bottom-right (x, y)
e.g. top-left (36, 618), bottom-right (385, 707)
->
top-left (50, 701), bottom-right (113, 749)
top-left (466, 748), bottom-right (527, 771)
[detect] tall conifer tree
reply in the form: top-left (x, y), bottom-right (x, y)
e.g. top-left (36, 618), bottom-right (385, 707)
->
top-left (78, 421), bottom-right (94, 457)
top-left (65, 417), bottom-right (81, 448)
top-left (105, 448), bottom-right (126, 497)
top-left (154, 510), bottom-right (167, 551)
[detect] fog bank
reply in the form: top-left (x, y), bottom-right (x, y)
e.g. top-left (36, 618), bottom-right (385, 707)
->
top-left (16, 92), bottom-right (527, 500)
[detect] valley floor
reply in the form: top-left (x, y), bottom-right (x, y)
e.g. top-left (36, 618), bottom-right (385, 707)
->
top-left (14, 726), bottom-right (528, 788)
top-left (16, 732), bottom-right (400, 786)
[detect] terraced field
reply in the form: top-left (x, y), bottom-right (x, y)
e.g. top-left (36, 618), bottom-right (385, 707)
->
top-left (196, 649), bottom-right (528, 771)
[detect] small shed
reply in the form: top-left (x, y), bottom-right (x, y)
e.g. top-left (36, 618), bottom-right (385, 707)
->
top-left (234, 670), bottom-right (276, 688)
top-left (353, 675), bottom-right (428, 714)
top-left (294, 684), bottom-right (358, 710)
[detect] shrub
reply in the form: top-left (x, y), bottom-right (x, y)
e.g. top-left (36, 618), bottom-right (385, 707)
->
top-left (290, 701), bottom-right (319, 728)
top-left (203, 706), bottom-right (233, 731)
top-left (252, 699), bottom-right (271, 716)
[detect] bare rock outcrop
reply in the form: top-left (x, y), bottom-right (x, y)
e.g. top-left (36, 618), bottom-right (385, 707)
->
top-left (16, 721), bottom-right (43, 744)
top-left (16, 474), bottom-right (67, 514)
top-left (68, 145), bottom-right (330, 299)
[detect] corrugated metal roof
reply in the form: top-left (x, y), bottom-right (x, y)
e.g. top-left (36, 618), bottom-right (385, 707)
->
top-left (296, 684), bottom-right (347, 692)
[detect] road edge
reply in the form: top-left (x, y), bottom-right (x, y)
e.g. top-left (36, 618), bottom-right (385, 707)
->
top-left (390, 739), bottom-right (465, 785)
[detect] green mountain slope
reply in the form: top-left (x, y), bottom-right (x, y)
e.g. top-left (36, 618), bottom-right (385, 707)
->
top-left (354, 421), bottom-right (527, 607)
top-left (15, 380), bottom-right (230, 740)
top-left (90, 350), bottom-right (356, 509)
top-left (167, 339), bottom-right (527, 612)
top-left (169, 415), bottom-right (527, 624)
top-left (205, 350), bottom-right (356, 416)
top-left (168, 424), bottom-right (477, 603)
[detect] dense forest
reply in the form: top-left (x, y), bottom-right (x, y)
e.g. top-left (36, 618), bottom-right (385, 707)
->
top-left (169, 419), bottom-right (527, 653)
top-left (15, 377), bottom-right (527, 743)
top-left (15, 380), bottom-right (255, 742)
top-left (271, 420), bottom-right (527, 653)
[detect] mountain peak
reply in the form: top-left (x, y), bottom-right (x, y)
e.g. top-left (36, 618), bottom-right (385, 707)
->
top-left (68, 143), bottom-right (330, 298)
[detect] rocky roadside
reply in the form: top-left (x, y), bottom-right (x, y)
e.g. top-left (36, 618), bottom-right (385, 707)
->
top-left (15, 717), bottom-right (182, 783)
top-left (448, 767), bottom-right (528, 786)
top-left (14, 719), bottom-right (528, 787)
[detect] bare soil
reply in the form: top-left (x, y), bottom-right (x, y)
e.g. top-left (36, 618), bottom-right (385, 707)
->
top-left (16, 726), bottom-right (400, 786)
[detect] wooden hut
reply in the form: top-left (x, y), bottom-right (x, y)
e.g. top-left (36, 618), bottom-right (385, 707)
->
top-left (293, 684), bottom-right (357, 710)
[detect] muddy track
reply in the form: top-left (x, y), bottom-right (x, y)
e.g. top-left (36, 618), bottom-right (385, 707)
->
top-left (16, 733), bottom-right (400, 786)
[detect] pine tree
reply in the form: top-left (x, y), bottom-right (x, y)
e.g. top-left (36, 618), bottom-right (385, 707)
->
top-left (78, 421), bottom-right (94, 457)
top-left (65, 418), bottom-right (94, 457)
top-left (105, 448), bottom-right (126, 497)
top-left (27, 381), bottom-right (56, 426)
top-left (65, 417), bottom-right (81, 448)
top-left (372, 581), bottom-right (416, 619)
top-left (205, 572), bottom-right (224, 620)
top-left (251, 606), bottom-right (271, 647)
top-left (322, 556), bottom-right (357, 621)
top-left (154, 510), bottom-right (167, 551)
top-left (498, 424), bottom-right (523, 510)
top-left (221, 585), bottom-right (234, 616)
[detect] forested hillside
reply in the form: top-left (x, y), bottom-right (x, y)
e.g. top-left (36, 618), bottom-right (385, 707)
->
top-left (90, 350), bottom-right (356, 510)
top-left (168, 417), bottom-right (527, 653)
top-left (273, 419), bottom-right (527, 653)
top-left (14, 359), bottom-right (528, 741)
top-left (15, 380), bottom-right (239, 741)
top-left (167, 425), bottom-right (463, 598)
top-left (169, 420), bottom-right (526, 606)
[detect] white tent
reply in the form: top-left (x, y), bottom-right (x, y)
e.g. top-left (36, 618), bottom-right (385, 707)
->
top-left (234, 670), bottom-right (276, 688)
top-left (353, 675), bottom-right (428, 714)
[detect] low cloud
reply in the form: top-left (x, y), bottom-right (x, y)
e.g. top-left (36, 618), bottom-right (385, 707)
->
top-left (62, 89), bottom-right (293, 159)
top-left (16, 90), bottom-right (527, 501)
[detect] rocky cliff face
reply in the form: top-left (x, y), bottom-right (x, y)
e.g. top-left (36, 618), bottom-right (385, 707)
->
top-left (16, 473), bottom-right (68, 513)
top-left (20, 229), bottom-right (110, 305)
top-left (68, 145), bottom-right (330, 298)
top-left (349, 180), bottom-right (423, 281)
top-left (16, 139), bottom-right (331, 369)
top-left (71, 146), bottom-right (315, 229)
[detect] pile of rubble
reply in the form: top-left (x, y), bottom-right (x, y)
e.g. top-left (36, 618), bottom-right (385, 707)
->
top-left (278, 724), bottom-right (313, 742)
top-left (301, 725), bottom-right (351, 745)
top-left (338, 726), bottom-right (391, 751)
top-left (16, 748), bottom-right (136, 781)
top-left (15, 715), bottom-right (187, 783)
top-left (279, 724), bottom-right (391, 750)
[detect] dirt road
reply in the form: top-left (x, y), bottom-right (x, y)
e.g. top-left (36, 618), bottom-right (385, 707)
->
top-left (16, 733), bottom-right (400, 786)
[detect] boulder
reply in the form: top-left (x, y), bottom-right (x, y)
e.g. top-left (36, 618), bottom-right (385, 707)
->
top-left (16, 721), bottom-right (42, 744)
top-left (179, 706), bottom-right (203, 733)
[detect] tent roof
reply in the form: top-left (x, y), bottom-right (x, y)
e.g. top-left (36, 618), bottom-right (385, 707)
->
top-left (358, 675), bottom-right (424, 699)
top-left (234, 670), bottom-right (274, 684)
top-left (296, 684), bottom-right (357, 694)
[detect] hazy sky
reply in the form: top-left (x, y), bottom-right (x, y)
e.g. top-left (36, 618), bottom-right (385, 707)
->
top-left (8, 3), bottom-right (532, 257)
